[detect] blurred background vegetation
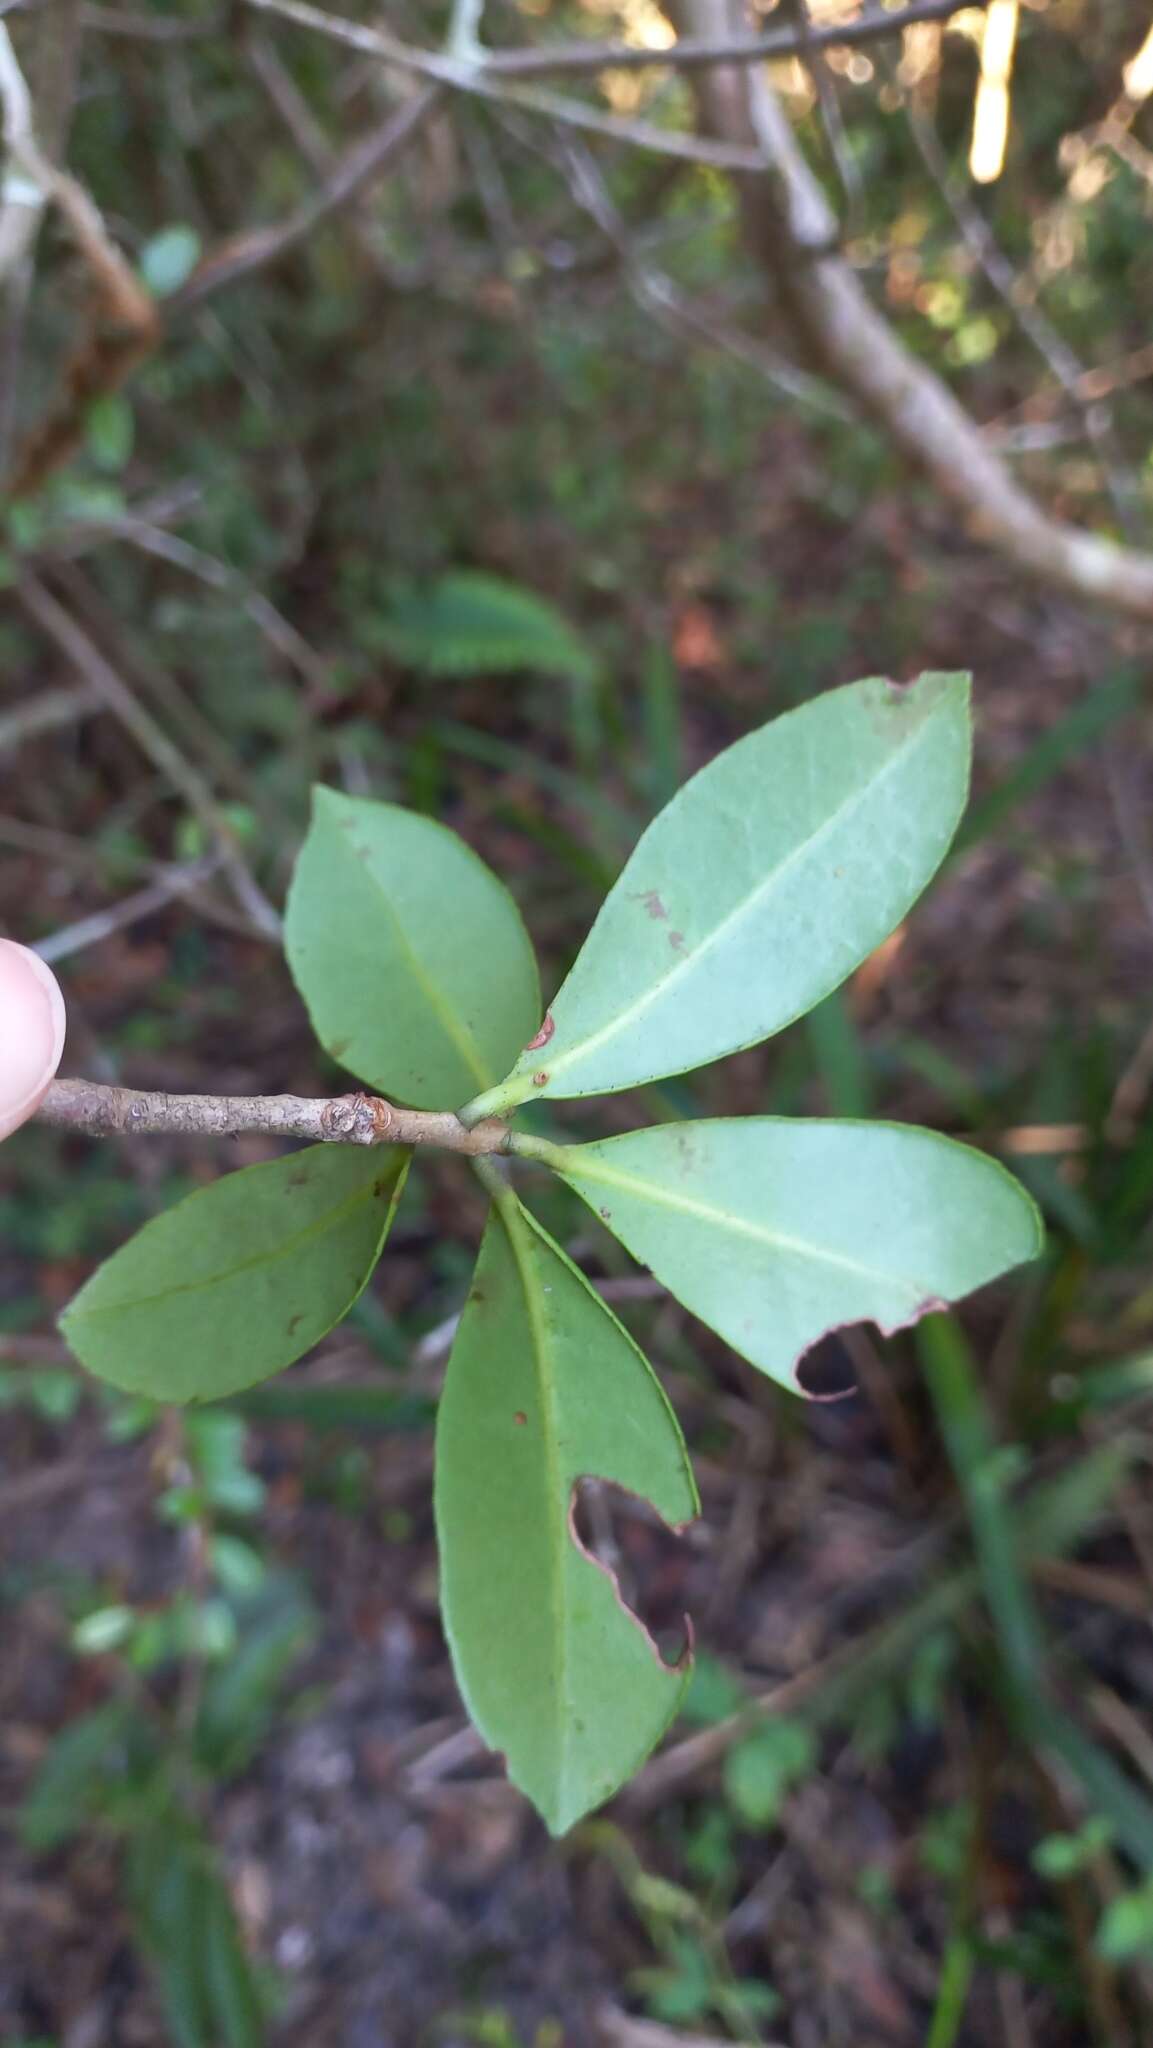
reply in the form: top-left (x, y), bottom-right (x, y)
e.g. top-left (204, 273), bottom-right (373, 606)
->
top-left (2, 0), bottom-right (1153, 2042)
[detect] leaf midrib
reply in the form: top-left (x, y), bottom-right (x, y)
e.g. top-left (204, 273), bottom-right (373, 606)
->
top-left (336, 813), bottom-right (494, 1094)
top-left (540, 696), bottom-right (949, 1086)
top-left (68, 1174), bottom-right (385, 1323)
top-left (565, 1151), bottom-right (928, 1298)
top-left (502, 1203), bottom-right (574, 1821)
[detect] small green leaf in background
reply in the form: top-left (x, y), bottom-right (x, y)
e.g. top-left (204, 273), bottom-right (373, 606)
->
top-left (61, 1144), bottom-right (409, 1401)
top-left (194, 1576), bottom-right (316, 1779)
top-left (435, 1191), bottom-right (698, 1833)
top-left (285, 788), bottom-right (540, 1109)
top-left (85, 392), bottom-right (135, 473)
top-left (1032, 1815), bottom-right (1113, 1880)
top-left (139, 224), bottom-right (202, 297)
top-left (185, 1412), bottom-right (265, 1514)
top-left (466, 672), bottom-right (970, 1116)
top-left (535, 1118), bottom-right (1041, 1393)
top-left (1097, 1876), bottom-right (1153, 1962)
top-left (376, 570), bottom-right (599, 683)
top-left (128, 1813), bottom-right (268, 2048)
top-left (20, 1699), bottom-right (142, 1852)
top-left (723, 1716), bottom-right (815, 1827)
top-left (73, 1605), bottom-right (136, 1655)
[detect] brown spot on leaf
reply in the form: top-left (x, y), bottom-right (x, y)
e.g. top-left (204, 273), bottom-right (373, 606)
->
top-left (668, 930), bottom-right (686, 953)
top-left (599, 1207), bottom-right (612, 1221)
top-left (532, 1070), bottom-right (549, 1087)
top-left (630, 889), bottom-right (668, 921)
top-left (513, 1411), bottom-right (527, 1427)
top-left (287, 1312), bottom-right (304, 1336)
top-left (525, 1012), bottom-right (555, 1051)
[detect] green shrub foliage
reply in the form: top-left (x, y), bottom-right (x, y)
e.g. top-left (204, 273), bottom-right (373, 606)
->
top-left (62, 676), bottom-right (1041, 1829)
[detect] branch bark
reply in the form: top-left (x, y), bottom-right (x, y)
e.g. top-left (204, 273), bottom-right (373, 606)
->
top-left (465, 0), bottom-right (984, 79)
top-left (670, 0), bottom-right (1153, 622)
top-left (244, 0), bottom-right (768, 172)
top-left (0, 20), bottom-right (160, 500)
top-left (37, 1077), bottom-right (512, 1155)
top-left (168, 81), bottom-right (441, 314)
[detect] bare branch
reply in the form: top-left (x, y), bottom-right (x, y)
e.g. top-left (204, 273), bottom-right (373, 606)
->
top-left (536, 121), bottom-right (848, 419)
top-left (0, 18), bottom-right (159, 497)
top-left (55, 512), bottom-right (334, 701)
top-left (485, 0), bottom-right (985, 79)
top-left (780, 0), bottom-right (863, 229)
top-left (0, 16), bottom-right (41, 284)
top-left (33, 856), bottom-right (226, 965)
top-left (669, 0), bottom-right (1153, 623)
top-left (243, 0), bottom-right (769, 172)
top-left (80, 4), bottom-right (221, 38)
top-left (904, 95), bottom-right (1145, 535)
top-left (446, 0), bottom-right (487, 65)
top-left (38, 1078), bottom-right (512, 1156)
top-left (169, 81), bottom-right (442, 314)
top-left (17, 573), bottom-right (283, 940)
top-left (0, 681), bottom-right (98, 753)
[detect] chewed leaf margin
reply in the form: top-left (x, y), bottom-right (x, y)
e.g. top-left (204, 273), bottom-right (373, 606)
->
top-left (435, 1186), bottom-right (698, 1833)
top-left (516, 1117), bottom-right (1044, 1400)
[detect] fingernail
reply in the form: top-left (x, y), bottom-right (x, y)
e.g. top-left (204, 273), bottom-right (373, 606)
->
top-left (0, 940), bottom-right (67, 1139)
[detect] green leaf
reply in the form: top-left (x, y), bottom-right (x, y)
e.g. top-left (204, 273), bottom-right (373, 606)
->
top-left (86, 392), bottom-right (134, 472)
top-left (285, 787), bottom-right (540, 1109)
top-left (466, 674), bottom-right (970, 1116)
top-left (73, 1605), bottom-right (136, 1655)
top-left (1097, 1877), bottom-right (1153, 1962)
top-left (60, 1144), bottom-right (409, 1402)
top-left (534, 1118), bottom-right (1041, 1394)
top-left (377, 571), bottom-right (599, 684)
top-left (128, 1814), bottom-right (268, 2048)
top-left (139, 224), bottom-right (202, 296)
top-left (1032, 1817), bottom-right (1113, 1880)
top-left (194, 1576), bottom-right (316, 1779)
top-left (723, 1717), bottom-right (815, 1826)
top-left (435, 1190), bottom-right (698, 1833)
top-left (20, 1699), bottom-right (140, 1851)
